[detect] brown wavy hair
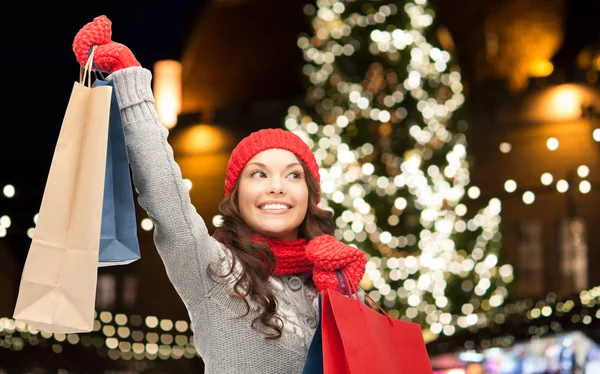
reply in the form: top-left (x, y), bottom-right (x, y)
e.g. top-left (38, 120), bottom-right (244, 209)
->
top-left (211, 157), bottom-right (334, 339)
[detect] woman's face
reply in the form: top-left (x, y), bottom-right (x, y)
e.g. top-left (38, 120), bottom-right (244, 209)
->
top-left (237, 149), bottom-right (309, 240)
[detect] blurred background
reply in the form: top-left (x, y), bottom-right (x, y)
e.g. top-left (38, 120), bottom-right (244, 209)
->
top-left (1, 0), bottom-right (599, 373)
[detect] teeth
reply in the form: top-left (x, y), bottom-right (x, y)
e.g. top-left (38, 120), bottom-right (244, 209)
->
top-left (260, 204), bottom-right (290, 211)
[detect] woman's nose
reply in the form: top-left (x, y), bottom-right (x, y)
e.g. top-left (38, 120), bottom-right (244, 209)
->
top-left (269, 177), bottom-right (285, 194)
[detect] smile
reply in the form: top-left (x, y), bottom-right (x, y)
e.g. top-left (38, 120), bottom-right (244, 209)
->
top-left (258, 203), bottom-right (292, 211)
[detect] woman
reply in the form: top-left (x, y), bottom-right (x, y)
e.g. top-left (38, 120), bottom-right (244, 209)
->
top-left (73, 15), bottom-right (367, 374)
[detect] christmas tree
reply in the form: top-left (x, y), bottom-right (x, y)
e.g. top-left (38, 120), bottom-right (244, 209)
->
top-left (284, 0), bottom-right (515, 340)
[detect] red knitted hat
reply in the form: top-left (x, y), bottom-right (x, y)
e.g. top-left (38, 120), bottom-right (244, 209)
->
top-left (224, 128), bottom-right (320, 196)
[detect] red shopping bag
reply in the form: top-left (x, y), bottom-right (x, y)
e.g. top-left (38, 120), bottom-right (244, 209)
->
top-left (321, 272), bottom-right (433, 373)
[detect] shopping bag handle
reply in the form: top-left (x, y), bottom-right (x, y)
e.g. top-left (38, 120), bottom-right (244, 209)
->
top-left (334, 269), bottom-right (362, 305)
top-left (80, 46), bottom-right (107, 86)
top-left (80, 45), bottom-right (97, 87)
top-left (364, 293), bottom-right (394, 326)
top-left (88, 46), bottom-right (106, 80)
top-left (336, 269), bottom-right (394, 326)
top-left (335, 269), bottom-right (351, 296)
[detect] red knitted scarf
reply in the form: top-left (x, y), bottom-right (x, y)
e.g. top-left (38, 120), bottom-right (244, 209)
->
top-left (258, 236), bottom-right (313, 275)
top-left (254, 235), bottom-right (366, 293)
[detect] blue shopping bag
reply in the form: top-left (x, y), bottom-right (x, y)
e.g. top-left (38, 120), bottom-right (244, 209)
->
top-left (94, 76), bottom-right (141, 267)
top-left (303, 271), bottom-right (351, 374)
top-left (303, 292), bottom-right (324, 374)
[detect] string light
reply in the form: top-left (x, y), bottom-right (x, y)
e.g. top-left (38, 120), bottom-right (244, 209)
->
top-left (546, 137), bottom-right (559, 151)
top-left (428, 285), bottom-right (600, 355)
top-left (286, 0), bottom-right (513, 338)
top-left (2, 285), bottom-right (598, 358)
top-left (579, 180), bottom-right (591, 194)
top-left (541, 172), bottom-right (553, 186)
top-left (140, 218), bottom-right (154, 231)
top-left (0, 311), bottom-right (199, 361)
top-left (522, 191), bottom-right (535, 205)
top-left (504, 180), bottom-right (517, 193)
top-left (499, 129), bottom-right (596, 203)
top-left (577, 165), bottom-right (589, 178)
top-left (0, 216), bottom-right (10, 238)
top-left (557, 179), bottom-right (569, 193)
top-left (0, 185), bottom-right (15, 238)
top-left (499, 142), bottom-right (511, 153)
top-left (2, 184), bottom-right (15, 198)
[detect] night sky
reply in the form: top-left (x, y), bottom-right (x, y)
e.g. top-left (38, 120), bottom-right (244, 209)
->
top-left (1, 1), bottom-right (203, 166)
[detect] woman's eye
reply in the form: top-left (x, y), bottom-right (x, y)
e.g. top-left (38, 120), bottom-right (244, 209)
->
top-left (251, 170), bottom-right (266, 178)
top-left (287, 171), bottom-right (302, 179)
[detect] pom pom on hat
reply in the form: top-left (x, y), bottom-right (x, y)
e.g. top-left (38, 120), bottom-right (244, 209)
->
top-left (224, 128), bottom-right (319, 196)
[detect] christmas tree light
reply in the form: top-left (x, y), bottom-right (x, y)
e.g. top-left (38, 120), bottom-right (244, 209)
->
top-left (284, 0), bottom-right (514, 340)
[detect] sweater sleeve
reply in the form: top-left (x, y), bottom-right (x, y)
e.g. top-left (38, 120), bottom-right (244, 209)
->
top-left (106, 66), bottom-right (220, 304)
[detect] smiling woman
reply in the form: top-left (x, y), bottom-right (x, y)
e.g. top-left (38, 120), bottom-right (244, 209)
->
top-left (70, 15), bottom-right (368, 374)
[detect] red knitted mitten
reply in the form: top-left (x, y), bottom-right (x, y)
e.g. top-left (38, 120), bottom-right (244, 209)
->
top-left (91, 42), bottom-right (141, 73)
top-left (72, 15), bottom-right (112, 67)
top-left (72, 15), bottom-right (140, 73)
top-left (306, 234), bottom-right (367, 293)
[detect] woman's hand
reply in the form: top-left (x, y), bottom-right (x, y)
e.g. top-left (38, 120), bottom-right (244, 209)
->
top-left (306, 234), bottom-right (367, 293)
top-left (72, 15), bottom-right (140, 73)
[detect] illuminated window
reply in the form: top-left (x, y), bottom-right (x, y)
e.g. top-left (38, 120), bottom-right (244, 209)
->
top-left (517, 220), bottom-right (544, 296)
top-left (96, 274), bottom-right (116, 310)
top-left (559, 218), bottom-right (588, 294)
top-left (123, 275), bottom-right (138, 309)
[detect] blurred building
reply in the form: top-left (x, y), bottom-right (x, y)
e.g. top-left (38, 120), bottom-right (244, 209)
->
top-left (428, 0), bottom-right (600, 371)
top-left (439, 0), bottom-right (600, 299)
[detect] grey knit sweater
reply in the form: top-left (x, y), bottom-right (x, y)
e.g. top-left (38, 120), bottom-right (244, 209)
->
top-left (107, 67), bottom-right (319, 373)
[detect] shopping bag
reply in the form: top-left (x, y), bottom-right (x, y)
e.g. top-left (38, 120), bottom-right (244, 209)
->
top-left (94, 77), bottom-right (141, 267)
top-left (12, 47), bottom-right (111, 333)
top-left (302, 293), bottom-right (324, 374)
top-left (321, 271), bottom-right (433, 373)
top-left (303, 271), bottom-right (349, 374)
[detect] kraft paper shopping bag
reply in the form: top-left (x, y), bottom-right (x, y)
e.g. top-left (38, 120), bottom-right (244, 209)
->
top-left (12, 47), bottom-right (112, 333)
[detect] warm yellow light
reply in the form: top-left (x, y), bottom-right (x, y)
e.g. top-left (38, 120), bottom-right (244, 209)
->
top-left (577, 165), bottom-right (590, 178)
top-left (153, 60), bottom-right (182, 129)
top-left (546, 137), bottom-right (559, 151)
top-left (522, 191), bottom-right (535, 205)
top-left (550, 86), bottom-right (581, 119)
top-left (499, 142), bottom-right (511, 153)
top-left (436, 26), bottom-right (455, 52)
top-left (2, 184), bottom-right (15, 198)
top-left (0, 215), bottom-right (11, 228)
top-left (557, 179), bottom-right (569, 193)
top-left (176, 125), bottom-right (232, 154)
top-left (579, 180), bottom-right (591, 194)
top-left (140, 218), bottom-right (154, 231)
top-left (504, 180), bottom-right (517, 193)
top-left (529, 59), bottom-right (554, 77)
top-left (467, 186), bottom-right (480, 199)
top-left (541, 172), bottom-right (553, 186)
top-left (527, 84), bottom-right (592, 122)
